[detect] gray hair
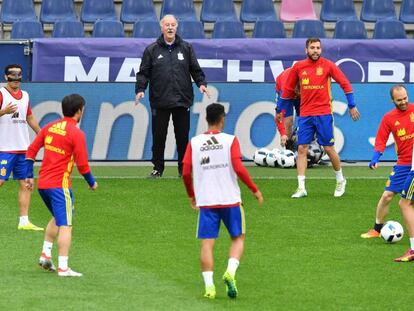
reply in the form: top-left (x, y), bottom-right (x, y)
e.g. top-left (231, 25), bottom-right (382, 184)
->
top-left (160, 14), bottom-right (178, 28)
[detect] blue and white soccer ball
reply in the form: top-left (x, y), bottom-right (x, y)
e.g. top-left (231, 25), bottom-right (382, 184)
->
top-left (265, 149), bottom-right (282, 167)
top-left (380, 221), bottom-right (404, 243)
top-left (277, 149), bottom-right (296, 168)
top-left (253, 148), bottom-right (270, 166)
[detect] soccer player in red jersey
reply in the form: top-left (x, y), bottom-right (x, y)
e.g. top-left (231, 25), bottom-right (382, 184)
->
top-left (25, 94), bottom-right (98, 277)
top-left (182, 103), bottom-right (263, 299)
top-left (362, 85), bottom-right (414, 239)
top-left (280, 38), bottom-right (360, 198)
top-left (0, 64), bottom-right (43, 231)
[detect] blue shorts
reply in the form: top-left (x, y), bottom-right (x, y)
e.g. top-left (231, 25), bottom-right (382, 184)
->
top-left (197, 205), bottom-right (245, 239)
top-left (401, 171), bottom-right (414, 200)
top-left (385, 165), bottom-right (411, 193)
top-left (279, 99), bottom-right (300, 118)
top-left (297, 115), bottom-right (334, 146)
top-left (0, 153), bottom-right (28, 180)
top-left (38, 188), bottom-right (74, 226)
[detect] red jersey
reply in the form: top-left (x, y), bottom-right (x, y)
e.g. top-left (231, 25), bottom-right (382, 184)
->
top-left (281, 57), bottom-right (353, 117)
top-left (26, 117), bottom-right (91, 189)
top-left (275, 68), bottom-right (291, 94)
top-left (374, 104), bottom-right (414, 165)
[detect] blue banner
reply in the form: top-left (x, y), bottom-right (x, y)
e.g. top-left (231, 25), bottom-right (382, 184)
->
top-left (32, 38), bottom-right (414, 83)
top-left (0, 41), bottom-right (31, 81)
top-left (23, 82), bottom-right (406, 161)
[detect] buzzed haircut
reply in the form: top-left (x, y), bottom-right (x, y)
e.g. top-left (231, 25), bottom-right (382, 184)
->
top-left (206, 103), bottom-right (225, 125)
top-left (5, 64), bottom-right (22, 75)
top-left (306, 37), bottom-right (321, 48)
top-left (390, 85), bottom-right (407, 100)
top-left (62, 94), bottom-right (85, 117)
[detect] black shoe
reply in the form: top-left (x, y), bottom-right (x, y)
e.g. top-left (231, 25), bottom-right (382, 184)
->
top-left (148, 170), bottom-right (162, 179)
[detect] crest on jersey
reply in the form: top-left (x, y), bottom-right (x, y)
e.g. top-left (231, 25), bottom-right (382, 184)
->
top-left (316, 67), bottom-right (323, 76)
top-left (410, 112), bottom-right (414, 122)
top-left (0, 167), bottom-right (6, 176)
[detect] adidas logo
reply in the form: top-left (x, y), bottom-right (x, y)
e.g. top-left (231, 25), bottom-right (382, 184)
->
top-left (200, 136), bottom-right (223, 151)
top-left (200, 156), bottom-right (210, 165)
top-left (157, 54), bottom-right (163, 59)
top-left (48, 121), bottom-right (67, 136)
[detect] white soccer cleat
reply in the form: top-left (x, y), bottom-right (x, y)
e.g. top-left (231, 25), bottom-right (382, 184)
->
top-left (58, 268), bottom-right (83, 277)
top-left (334, 179), bottom-right (347, 197)
top-left (39, 253), bottom-right (56, 272)
top-left (291, 188), bottom-right (307, 198)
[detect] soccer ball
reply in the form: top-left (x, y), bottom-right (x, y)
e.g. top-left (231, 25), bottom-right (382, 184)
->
top-left (266, 149), bottom-right (282, 167)
top-left (277, 149), bottom-right (296, 168)
top-left (307, 142), bottom-right (324, 167)
top-left (253, 148), bottom-right (270, 166)
top-left (380, 221), bottom-right (404, 243)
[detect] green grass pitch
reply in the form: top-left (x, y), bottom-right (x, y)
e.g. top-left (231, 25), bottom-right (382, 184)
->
top-left (0, 165), bottom-right (412, 310)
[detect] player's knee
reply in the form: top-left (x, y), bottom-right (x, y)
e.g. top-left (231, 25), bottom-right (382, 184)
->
top-left (0, 180), bottom-right (5, 187)
top-left (381, 191), bottom-right (394, 202)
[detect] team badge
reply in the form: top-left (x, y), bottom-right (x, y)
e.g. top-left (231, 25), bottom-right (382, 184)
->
top-left (177, 52), bottom-right (184, 60)
top-left (316, 67), bottom-right (323, 76)
top-left (0, 167), bottom-right (6, 176)
top-left (410, 112), bottom-right (414, 122)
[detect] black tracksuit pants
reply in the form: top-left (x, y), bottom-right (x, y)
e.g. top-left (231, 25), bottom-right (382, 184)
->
top-left (151, 107), bottom-right (190, 174)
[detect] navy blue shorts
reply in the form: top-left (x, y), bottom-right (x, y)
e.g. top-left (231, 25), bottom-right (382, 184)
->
top-left (385, 165), bottom-right (411, 193)
top-left (279, 99), bottom-right (300, 118)
top-left (197, 205), bottom-right (245, 239)
top-left (0, 153), bottom-right (28, 180)
top-left (38, 188), bottom-right (74, 226)
top-left (297, 115), bottom-right (335, 146)
top-left (401, 171), bottom-right (414, 200)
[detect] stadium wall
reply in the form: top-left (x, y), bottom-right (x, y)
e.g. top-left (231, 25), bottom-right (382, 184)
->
top-left (26, 82), bottom-right (402, 162)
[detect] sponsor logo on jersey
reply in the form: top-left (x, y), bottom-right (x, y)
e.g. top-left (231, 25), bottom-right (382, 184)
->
top-left (200, 136), bottom-right (223, 151)
top-left (11, 111), bottom-right (19, 119)
top-left (45, 144), bottom-right (65, 155)
top-left (397, 128), bottom-right (406, 137)
top-left (200, 156), bottom-right (210, 165)
top-left (301, 78), bottom-right (309, 85)
top-left (45, 135), bottom-right (53, 144)
top-left (48, 121), bottom-right (67, 136)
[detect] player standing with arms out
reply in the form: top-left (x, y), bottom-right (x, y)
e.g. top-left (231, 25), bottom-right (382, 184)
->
top-left (280, 38), bottom-right (360, 198)
top-left (0, 64), bottom-right (43, 231)
top-left (275, 67), bottom-right (300, 149)
top-left (361, 85), bottom-right (414, 239)
top-left (182, 103), bottom-right (263, 299)
top-left (26, 94), bottom-right (97, 277)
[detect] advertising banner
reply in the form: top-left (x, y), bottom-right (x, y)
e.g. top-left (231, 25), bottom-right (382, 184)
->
top-left (32, 38), bottom-right (414, 83)
top-left (24, 82), bottom-right (404, 161)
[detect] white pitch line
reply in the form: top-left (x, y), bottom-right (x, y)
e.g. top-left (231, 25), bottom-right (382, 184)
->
top-left (66, 176), bottom-right (387, 180)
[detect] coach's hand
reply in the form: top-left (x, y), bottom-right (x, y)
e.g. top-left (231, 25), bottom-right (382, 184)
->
top-left (254, 190), bottom-right (263, 204)
top-left (199, 85), bottom-right (210, 99)
top-left (135, 92), bottom-right (145, 105)
top-left (349, 107), bottom-right (360, 121)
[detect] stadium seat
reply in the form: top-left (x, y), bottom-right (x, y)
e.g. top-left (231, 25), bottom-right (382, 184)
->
top-left (252, 20), bottom-right (286, 38)
top-left (373, 20), bottom-right (407, 39)
top-left (92, 20), bottom-right (125, 38)
top-left (400, 0), bottom-right (414, 24)
top-left (11, 20), bottom-right (44, 39)
top-left (240, 0), bottom-right (277, 23)
top-left (120, 0), bottom-right (157, 24)
top-left (40, 0), bottom-right (77, 24)
top-left (279, 0), bottom-right (317, 22)
top-left (133, 20), bottom-right (161, 38)
top-left (212, 20), bottom-right (245, 39)
top-left (177, 21), bottom-right (205, 39)
top-left (52, 20), bottom-right (84, 38)
top-left (0, 0), bottom-right (37, 24)
top-left (360, 0), bottom-right (396, 22)
top-left (333, 20), bottom-right (367, 39)
top-left (81, 0), bottom-right (117, 23)
top-left (320, 0), bottom-right (357, 22)
top-left (292, 20), bottom-right (326, 38)
top-left (160, 0), bottom-right (197, 21)
top-left (200, 0), bottom-right (238, 23)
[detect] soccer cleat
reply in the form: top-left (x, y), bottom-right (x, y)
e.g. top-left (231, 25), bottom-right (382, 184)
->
top-left (148, 170), bottom-right (162, 179)
top-left (58, 268), bottom-right (83, 277)
top-left (223, 272), bottom-right (238, 299)
top-left (334, 179), bottom-right (347, 197)
top-left (18, 222), bottom-right (44, 231)
top-left (360, 229), bottom-right (381, 239)
top-left (291, 188), bottom-right (307, 198)
top-left (394, 249), bottom-right (414, 262)
top-left (203, 285), bottom-right (216, 299)
top-left (38, 253), bottom-right (56, 272)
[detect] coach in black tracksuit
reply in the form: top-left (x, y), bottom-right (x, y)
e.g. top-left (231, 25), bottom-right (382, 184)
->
top-left (135, 14), bottom-right (209, 178)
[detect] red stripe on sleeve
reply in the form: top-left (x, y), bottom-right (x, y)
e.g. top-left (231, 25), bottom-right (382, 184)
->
top-left (182, 143), bottom-right (194, 198)
top-left (231, 138), bottom-right (258, 193)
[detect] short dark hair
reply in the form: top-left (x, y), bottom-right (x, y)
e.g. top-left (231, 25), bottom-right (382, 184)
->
top-left (390, 84), bottom-right (407, 100)
top-left (206, 103), bottom-right (225, 125)
top-left (5, 64), bottom-right (22, 75)
top-left (62, 94), bottom-right (85, 117)
top-left (306, 37), bottom-right (321, 48)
